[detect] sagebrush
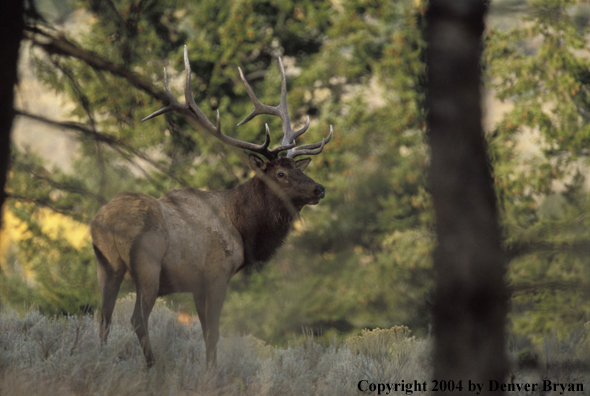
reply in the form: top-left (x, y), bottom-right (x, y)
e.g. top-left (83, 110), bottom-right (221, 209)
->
top-left (1, 297), bottom-right (589, 395)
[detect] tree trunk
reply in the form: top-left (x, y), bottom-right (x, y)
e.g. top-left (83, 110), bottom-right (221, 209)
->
top-left (0, 0), bottom-right (25, 228)
top-left (426, 1), bottom-right (508, 392)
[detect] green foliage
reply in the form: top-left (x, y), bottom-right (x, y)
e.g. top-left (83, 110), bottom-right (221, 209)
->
top-left (222, 227), bottom-right (433, 344)
top-left (486, 0), bottom-right (590, 345)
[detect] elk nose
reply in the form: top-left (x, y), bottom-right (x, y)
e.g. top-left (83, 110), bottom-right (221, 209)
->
top-left (314, 184), bottom-right (326, 198)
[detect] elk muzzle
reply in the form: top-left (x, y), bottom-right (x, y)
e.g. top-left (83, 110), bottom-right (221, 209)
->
top-left (315, 184), bottom-right (326, 198)
top-left (309, 183), bottom-right (326, 204)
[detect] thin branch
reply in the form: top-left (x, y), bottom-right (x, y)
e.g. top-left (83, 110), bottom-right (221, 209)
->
top-left (51, 56), bottom-right (97, 131)
top-left (507, 240), bottom-right (590, 258)
top-left (510, 280), bottom-right (590, 297)
top-left (11, 160), bottom-right (106, 204)
top-left (23, 25), bottom-right (168, 102)
top-left (15, 110), bottom-right (188, 187)
top-left (115, 152), bottom-right (167, 192)
top-left (103, 0), bottom-right (126, 27)
top-left (47, 55), bottom-right (110, 196)
top-left (7, 193), bottom-right (89, 223)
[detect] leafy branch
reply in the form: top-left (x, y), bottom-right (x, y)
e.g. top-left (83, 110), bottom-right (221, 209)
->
top-left (7, 193), bottom-right (89, 223)
top-left (24, 25), bottom-right (168, 102)
top-left (15, 110), bottom-right (188, 188)
top-left (11, 158), bottom-right (106, 204)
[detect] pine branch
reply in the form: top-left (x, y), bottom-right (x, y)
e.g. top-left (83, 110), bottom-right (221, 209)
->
top-left (6, 193), bottom-right (89, 223)
top-left (23, 25), bottom-right (168, 103)
top-left (11, 159), bottom-right (106, 204)
top-left (507, 240), bottom-right (590, 258)
top-left (21, 27), bottom-right (246, 183)
top-left (510, 280), bottom-right (590, 297)
top-left (15, 110), bottom-right (188, 188)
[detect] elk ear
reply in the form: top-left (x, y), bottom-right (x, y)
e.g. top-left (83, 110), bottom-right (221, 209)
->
top-left (249, 154), bottom-right (267, 172)
top-left (295, 157), bottom-right (312, 171)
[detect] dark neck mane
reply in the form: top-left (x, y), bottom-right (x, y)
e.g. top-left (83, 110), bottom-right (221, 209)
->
top-left (229, 176), bottom-right (297, 269)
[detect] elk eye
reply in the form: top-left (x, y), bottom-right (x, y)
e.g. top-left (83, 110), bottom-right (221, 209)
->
top-left (277, 171), bottom-right (286, 179)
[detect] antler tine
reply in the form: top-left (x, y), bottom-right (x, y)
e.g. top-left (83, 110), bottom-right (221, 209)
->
top-left (287, 125), bottom-right (334, 159)
top-left (237, 67), bottom-right (279, 124)
top-left (143, 45), bottom-right (273, 157)
top-left (237, 57), bottom-right (310, 148)
top-left (142, 68), bottom-right (187, 122)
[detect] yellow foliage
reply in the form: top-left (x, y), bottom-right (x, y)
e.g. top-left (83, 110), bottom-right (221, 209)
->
top-left (0, 210), bottom-right (28, 259)
top-left (35, 209), bottom-right (90, 250)
top-left (0, 206), bottom-right (90, 269)
top-left (346, 325), bottom-right (415, 358)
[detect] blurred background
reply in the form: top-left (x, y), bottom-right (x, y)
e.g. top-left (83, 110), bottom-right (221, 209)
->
top-left (2, 0), bottom-right (589, 359)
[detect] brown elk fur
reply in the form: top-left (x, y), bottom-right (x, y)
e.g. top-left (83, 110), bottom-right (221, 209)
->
top-left (90, 155), bottom-right (325, 367)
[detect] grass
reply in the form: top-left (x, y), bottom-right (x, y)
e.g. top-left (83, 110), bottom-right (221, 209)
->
top-left (0, 295), bottom-right (431, 396)
top-left (0, 295), bottom-right (588, 395)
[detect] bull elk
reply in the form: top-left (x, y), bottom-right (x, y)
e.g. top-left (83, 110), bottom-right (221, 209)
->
top-left (90, 46), bottom-right (333, 367)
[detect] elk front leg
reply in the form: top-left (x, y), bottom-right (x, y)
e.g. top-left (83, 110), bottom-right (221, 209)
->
top-left (193, 292), bottom-right (208, 344)
top-left (203, 280), bottom-right (228, 367)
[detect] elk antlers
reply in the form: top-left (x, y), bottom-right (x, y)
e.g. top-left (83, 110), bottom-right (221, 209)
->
top-left (143, 46), bottom-right (333, 161)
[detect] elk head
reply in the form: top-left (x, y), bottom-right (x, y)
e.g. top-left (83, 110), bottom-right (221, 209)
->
top-left (248, 154), bottom-right (326, 211)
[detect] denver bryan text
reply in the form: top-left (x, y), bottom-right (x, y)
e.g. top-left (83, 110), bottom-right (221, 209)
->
top-left (485, 380), bottom-right (584, 395)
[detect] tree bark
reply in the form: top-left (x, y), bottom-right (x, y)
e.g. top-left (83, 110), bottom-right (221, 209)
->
top-left (426, 1), bottom-right (508, 392)
top-left (0, 0), bottom-right (25, 228)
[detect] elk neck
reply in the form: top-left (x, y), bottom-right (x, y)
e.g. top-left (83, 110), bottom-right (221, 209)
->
top-left (227, 175), bottom-right (298, 268)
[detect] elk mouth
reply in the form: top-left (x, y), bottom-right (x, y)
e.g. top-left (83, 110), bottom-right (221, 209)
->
top-left (308, 186), bottom-right (326, 205)
top-left (308, 197), bottom-right (322, 205)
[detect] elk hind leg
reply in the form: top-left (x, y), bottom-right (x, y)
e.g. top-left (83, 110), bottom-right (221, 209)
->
top-left (129, 240), bottom-right (163, 368)
top-left (131, 278), bottom-right (159, 367)
top-left (95, 244), bottom-right (126, 344)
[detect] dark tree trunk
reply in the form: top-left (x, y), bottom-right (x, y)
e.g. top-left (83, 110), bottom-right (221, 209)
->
top-left (0, 0), bottom-right (25, 228)
top-left (426, 1), bottom-right (508, 392)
